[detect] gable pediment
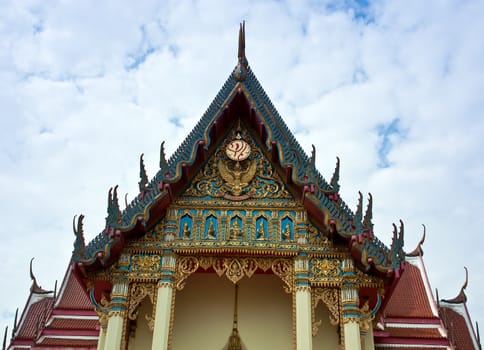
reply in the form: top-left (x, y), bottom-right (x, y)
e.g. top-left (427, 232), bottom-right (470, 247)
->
top-left (179, 125), bottom-right (294, 205)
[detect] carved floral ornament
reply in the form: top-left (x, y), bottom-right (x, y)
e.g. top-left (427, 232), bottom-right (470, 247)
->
top-left (127, 283), bottom-right (156, 331)
top-left (311, 288), bottom-right (340, 336)
top-left (174, 256), bottom-right (294, 293)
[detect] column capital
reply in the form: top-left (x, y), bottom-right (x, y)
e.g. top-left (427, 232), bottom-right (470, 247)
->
top-left (294, 253), bottom-right (310, 291)
top-left (159, 251), bottom-right (177, 286)
top-left (107, 282), bottom-right (129, 317)
top-left (340, 285), bottom-right (360, 323)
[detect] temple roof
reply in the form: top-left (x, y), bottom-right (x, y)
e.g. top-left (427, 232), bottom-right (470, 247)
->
top-left (383, 262), bottom-right (435, 319)
top-left (440, 307), bottom-right (479, 350)
top-left (7, 265), bottom-right (98, 349)
top-left (439, 268), bottom-right (481, 350)
top-left (72, 25), bottom-right (405, 285)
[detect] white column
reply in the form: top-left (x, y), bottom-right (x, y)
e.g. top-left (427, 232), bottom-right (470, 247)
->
top-left (341, 259), bottom-right (361, 350)
top-left (96, 322), bottom-right (107, 350)
top-left (151, 252), bottom-right (177, 350)
top-left (104, 282), bottom-right (128, 350)
top-left (361, 323), bottom-right (375, 350)
top-left (294, 254), bottom-right (312, 350)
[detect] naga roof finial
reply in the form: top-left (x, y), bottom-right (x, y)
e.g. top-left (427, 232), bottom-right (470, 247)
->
top-left (353, 191), bottom-right (363, 234)
top-left (29, 258), bottom-right (52, 294)
top-left (159, 141), bottom-right (169, 176)
top-left (389, 221), bottom-right (405, 264)
top-left (363, 193), bottom-right (373, 232)
top-left (72, 214), bottom-right (86, 258)
top-left (310, 145), bottom-right (316, 167)
top-left (330, 157), bottom-right (340, 193)
top-left (442, 267), bottom-right (468, 304)
top-left (234, 21), bottom-right (248, 82)
top-left (106, 186), bottom-right (121, 228)
top-left (139, 153), bottom-right (149, 192)
top-left (407, 224), bottom-right (426, 257)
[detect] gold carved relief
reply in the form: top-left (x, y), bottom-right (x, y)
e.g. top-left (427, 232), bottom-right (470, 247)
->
top-left (311, 287), bottom-right (340, 336)
top-left (359, 300), bottom-right (375, 333)
top-left (310, 258), bottom-right (341, 284)
top-left (218, 158), bottom-right (257, 196)
top-left (175, 256), bottom-right (200, 290)
top-left (127, 282), bottom-right (157, 332)
top-left (183, 128), bottom-right (292, 201)
top-left (173, 256), bottom-right (293, 293)
top-left (131, 254), bottom-right (162, 280)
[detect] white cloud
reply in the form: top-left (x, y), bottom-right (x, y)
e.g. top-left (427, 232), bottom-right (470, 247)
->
top-left (1, 0), bottom-right (483, 339)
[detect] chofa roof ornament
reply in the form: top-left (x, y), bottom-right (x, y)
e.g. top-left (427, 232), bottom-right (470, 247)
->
top-left (442, 267), bottom-right (468, 304)
top-left (234, 21), bottom-right (248, 82)
top-left (29, 258), bottom-right (52, 295)
top-left (406, 224), bottom-right (426, 257)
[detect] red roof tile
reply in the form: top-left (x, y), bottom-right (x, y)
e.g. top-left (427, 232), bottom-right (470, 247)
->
top-left (56, 270), bottom-right (92, 310)
top-left (384, 263), bottom-right (434, 318)
top-left (35, 337), bottom-right (98, 347)
top-left (440, 307), bottom-right (476, 350)
top-left (47, 318), bottom-right (99, 330)
top-left (16, 297), bottom-right (54, 340)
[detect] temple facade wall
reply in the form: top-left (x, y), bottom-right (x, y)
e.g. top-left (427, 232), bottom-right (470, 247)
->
top-left (172, 273), bottom-right (292, 350)
top-left (312, 303), bottom-right (340, 349)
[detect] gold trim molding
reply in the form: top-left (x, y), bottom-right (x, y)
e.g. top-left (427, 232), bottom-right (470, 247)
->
top-left (174, 256), bottom-right (294, 293)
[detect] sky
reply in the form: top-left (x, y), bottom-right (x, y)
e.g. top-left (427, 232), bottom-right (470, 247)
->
top-left (1, 0), bottom-right (483, 340)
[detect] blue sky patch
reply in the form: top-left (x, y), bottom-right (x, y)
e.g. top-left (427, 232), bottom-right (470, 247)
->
top-left (33, 21), bottom-right (43, 35)
top-left (321, 0), bottom-right (373, 23)
top-left (169, 116), bottom-right (183, 128)
top-left (352, 67), bottom-right (368, 84)
top-left (376, 117), bottom-right (405, 168)
top-left (125, 25), bottom-right (157, 71)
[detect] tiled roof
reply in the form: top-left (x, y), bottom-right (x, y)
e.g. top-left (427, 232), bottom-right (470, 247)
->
top-left (385, 327), bottom-right (442, 338)
top-left (47, 318), bottom-right (98, 330)
top-left (384, 263), bottom-right (434, 318)
top-left (440, 307), bottom-right (477, 350)
top-left (55, 269), bottom-right (92, 310)
top-left (9, 265), bottom-right (99, 349)
top-left (35, 337), bottom-right (98, 347)
top-left (16, 297), bottom-right (53, 341)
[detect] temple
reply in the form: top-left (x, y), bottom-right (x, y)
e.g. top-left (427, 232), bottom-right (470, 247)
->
top-left (5, 23), bottom-right (481, 350)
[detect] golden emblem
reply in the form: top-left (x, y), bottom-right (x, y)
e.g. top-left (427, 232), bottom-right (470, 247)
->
top-left (218, 159), bottom-right (257, 196)
top-left (226, 136), bottom-right (251, 161)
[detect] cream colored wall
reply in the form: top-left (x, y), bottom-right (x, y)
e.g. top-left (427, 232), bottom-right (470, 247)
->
top-left (312, 303), bottom-right (340, 350)
top-left (172, 273), bottom-right (292, 350)
top-left (128, 297), bottom-right (153, 350)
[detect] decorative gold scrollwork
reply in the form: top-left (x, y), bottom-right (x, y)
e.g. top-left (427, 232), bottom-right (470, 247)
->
top-left (312, 288), bottom-right (340, 336)
top-left (175, 257), bottom-right (199, 290)
top-left (271, 259), bottom-right (293, 293)
top-left (359, 300), bottom-right (374, 333)
top-left (131, 255), bottom-right (161, 280)
top-left (173, 256), bottom-right (293, 293)
top-left (127, 282), bottom-right (156, 333)
top-left (311, 258), bottom-right (341, 284)
top-left (183, 128), bottom-right (292, 200)
top-left (225, 259), bottom-right (244, 284)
